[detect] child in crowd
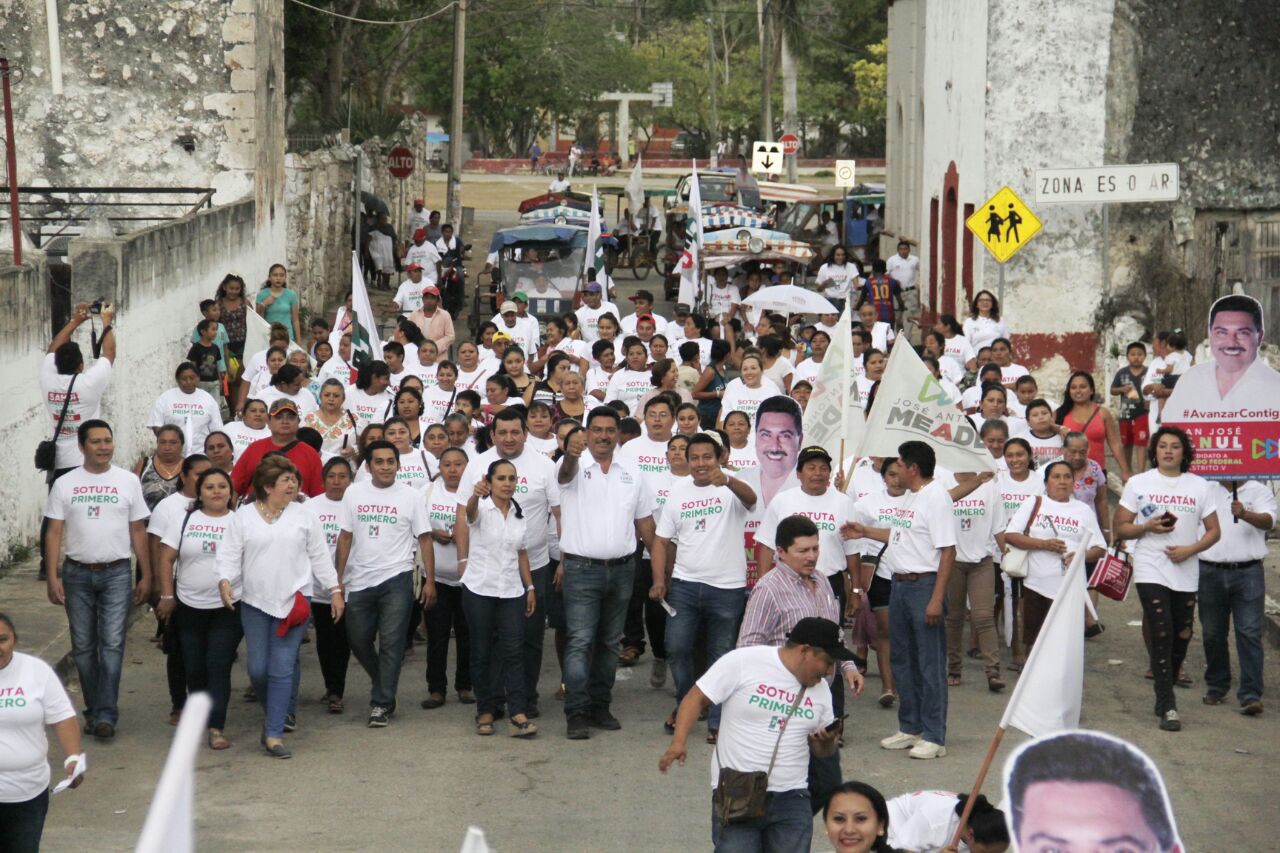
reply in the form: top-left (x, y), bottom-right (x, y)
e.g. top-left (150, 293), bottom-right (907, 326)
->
top-left (1111, 341), bottom-right (1150, 473)
top-left (1010, 374), bottom-right (1038, 418)
top-left (187, 318), bottom-right (228, 418)
top-left (1153, 329), bottom-right (1191, 421)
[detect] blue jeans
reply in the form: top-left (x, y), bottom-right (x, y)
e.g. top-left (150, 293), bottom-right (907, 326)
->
top-left (461, 588), bottom-right (527, 717)
top-left (666, 579), bottom-right (746, 731)
top-left (710, 788), bottom-right (812, 853)
top-left (344, 571), bottom-right (415, 709)
top-left (562, 556), bottom-right (634, 718)
top-left (240, 603), bottom-right (306, 739)
top-left (889, 574), bottom-right (947, 745)
top-left (62, 558), bottom-right (133, 726)
top-left (1199, 561), bottom-right (1265, 704)
top-left (0, 789), bottom-right (49, 853)
top-left (174, 601), bottom-right (243, 730)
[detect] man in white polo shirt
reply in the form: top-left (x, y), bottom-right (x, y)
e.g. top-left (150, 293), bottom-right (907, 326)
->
top-left (336, 440), bottom-right (435, 728)
top-left (653, 432), bottom-right (757, 739)
top-left (618, 394), bottom-right (677, 671)
top-left (43, 419), bottom-right (150, 741)
top-left (843, 441), bottom-right (956, 760)
top-left (558, 406), bottom-right (656, 739)
top-left (456, 407), bottom-right (560, 716)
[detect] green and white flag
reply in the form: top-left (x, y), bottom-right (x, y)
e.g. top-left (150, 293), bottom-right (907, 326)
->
top-left (801, 304), bottom-right (864, 468)
top-left (349, 251), bottom-right (384, 368)
top-left (584, 184), bottom-right (605, 281)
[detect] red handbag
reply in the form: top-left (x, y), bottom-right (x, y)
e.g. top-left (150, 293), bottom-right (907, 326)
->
top-left (1089, 546), bottom-right (1134, 602)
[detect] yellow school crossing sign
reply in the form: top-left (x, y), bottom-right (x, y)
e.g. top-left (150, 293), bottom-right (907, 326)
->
top-left (966, 186), bottom-right (1042, 263)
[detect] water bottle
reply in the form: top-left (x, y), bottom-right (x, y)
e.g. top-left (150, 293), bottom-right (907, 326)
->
top-left (1135, 495), bottom-right (1161, 524)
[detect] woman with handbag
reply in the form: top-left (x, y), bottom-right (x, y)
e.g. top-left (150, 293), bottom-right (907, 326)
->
top-left (214, 455), bottom-right (342, 758)
top-left (1003, 461), bottom-right (1106, 654)
top-left (995, 438), bottom-right (1042, 670)
top-left (155, 468), bottom-right (242, 750)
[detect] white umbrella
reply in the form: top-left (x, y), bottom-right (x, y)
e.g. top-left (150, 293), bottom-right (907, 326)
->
top-left (742, 285), bottom-right (838, 315)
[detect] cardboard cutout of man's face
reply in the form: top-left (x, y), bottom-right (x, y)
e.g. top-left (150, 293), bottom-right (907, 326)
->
top-left (754, 399), bottom-right (802, 484)
top-left (1208, 308), bottom-right (1262, 374)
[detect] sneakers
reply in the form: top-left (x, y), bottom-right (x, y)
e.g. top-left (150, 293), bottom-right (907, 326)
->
top-left (589, 707), bottom-right (622, 730)
top-left (1241, 700), bottom-right (1264, 717)
top-left (566, 715), bottom-right (591, 740)
top-left (92, 721), bottom-right (116, 741)
top-left (908, 740), bottom-right (947, 760)
top-left (879, 731), bottom-right (920, 750)
top-left (368, 706), bottom-right (391, 727)
top-left (1159, 710), bottom-right (1182, 732)
top-left (283, 713), bottom-right (297, 733)
top-left (650, 658), bottom-right (668, 689)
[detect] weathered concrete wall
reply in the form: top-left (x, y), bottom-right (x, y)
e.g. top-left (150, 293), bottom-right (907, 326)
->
top-left (0, 254), bottom-right (53, 558)
top-left (884, 0), bottom-right (927, 250)
top-left (1106, 0), bottom-right (1280, 348)
top-left (1, 0), bottom-right (284, 209)
top-left (0, 199), bottom-right (284, 555)
top-left (285, 146), bottom-right (356, 319)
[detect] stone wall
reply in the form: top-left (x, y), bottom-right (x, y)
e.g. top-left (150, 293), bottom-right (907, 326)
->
top-left (0, 0), bottom-right (284, 211)
top-left (0, 198), bottom-right (284, 555)
top-left (285, 146), bottom-right (356, 319)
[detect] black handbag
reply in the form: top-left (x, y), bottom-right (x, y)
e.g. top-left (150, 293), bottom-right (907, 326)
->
top-left (714, 687), bottom-right (806, 825)
top-left (35, 374), bottom-right (77, 473)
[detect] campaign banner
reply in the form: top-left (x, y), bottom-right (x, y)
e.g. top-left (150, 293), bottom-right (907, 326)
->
top-left (1162, 419), bottom-right (1280, 480)
top-left (1161, 294), bottom-right (1280, 480)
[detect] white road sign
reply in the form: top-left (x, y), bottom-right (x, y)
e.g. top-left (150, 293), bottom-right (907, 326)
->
top-left (752, 140), bottom-right (784, 176)
top-left (834, 160), bottom-right (857, 188)
top-left (1034, 163), bottom-right (1180, 204)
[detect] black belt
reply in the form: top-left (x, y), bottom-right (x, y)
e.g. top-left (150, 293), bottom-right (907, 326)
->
top-left (563, 553), bottom-right (633, 567)
top-left (1202, 559), bottom-right (1261, 571)
top-left (67, 558), bottom-right (129, 571)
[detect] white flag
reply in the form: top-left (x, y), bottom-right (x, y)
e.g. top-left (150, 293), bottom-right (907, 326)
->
top-left (676, 160), bottom-right (702, 307)
top-left (136, 692), bottom-right (211, 853)
top-left (349, 251), bottom-right (384, 366)
top-left (243, 304), bottom-right (311, 366)
top-left (858, 343), bottom-right (996, 473)
top-left (584, 184), bottom-right (603, 280)
top-left (1000, 548), bottom-right (1087, 737)
top-left (802, 304), bottom-right (864, 463)
top-left (459, 826), bottom-right (493, 853)
top-left (625, 155), bottom-right (645, 217)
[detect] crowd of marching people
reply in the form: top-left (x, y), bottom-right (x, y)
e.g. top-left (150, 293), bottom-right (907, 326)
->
top-left (11, 230), bottom-right (1270, 852)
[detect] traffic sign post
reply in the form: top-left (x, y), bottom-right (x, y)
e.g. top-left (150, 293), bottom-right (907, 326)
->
top-left (388, 146), bottom-right (415, 179)
top-left (751, 140), bottom-right (783, 176)
top-left (965, 186), bottom-right (1042, 305)
top-left (834, 160), bottom-right (857, 188)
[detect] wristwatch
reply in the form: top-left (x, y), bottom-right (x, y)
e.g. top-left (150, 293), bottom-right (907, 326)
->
top-left (525, 585), bottom-right (536, 593)
top-left (850, 587), bottom-right (863, 596)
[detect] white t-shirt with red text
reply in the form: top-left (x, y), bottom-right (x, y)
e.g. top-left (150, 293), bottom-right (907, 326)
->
top-left (880, 480), bottom-right (958, 575)
top-left (1119, 470), bottom-right (1218, 591)
top-left (44, 465), bottom-right (149, 563)
top-left (40, 354), bottom-right (112, 470)
top-left (657, 478), bottom-right (755, 588)
top-left (1006, 495), bottom-right (1105, 599)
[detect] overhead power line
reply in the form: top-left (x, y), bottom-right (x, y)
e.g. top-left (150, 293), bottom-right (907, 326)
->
top-left (285, 0), bottom-right (457, 26)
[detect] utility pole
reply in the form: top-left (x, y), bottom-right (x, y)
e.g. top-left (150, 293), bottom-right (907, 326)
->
top-left (445, 0), bottom-right (466, 233)
top-left (1, 57), bottom-right (21, 264)
top-left (707, 12), bottom-right (718, 165)
top-left (757, 0), bottom-right (773, 141)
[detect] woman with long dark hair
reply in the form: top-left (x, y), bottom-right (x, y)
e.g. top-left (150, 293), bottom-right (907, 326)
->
top-left (422, 446), bottom-right (473, 709)
top-left (824, 781), bottom-right (902, 853)
top-left (1056, 369), bottom-right (1130, 483)
top-left (254, 263), bottom-right (301, 342)
top-left (215, 273), bottom-right (249, 361)
top-left (304, 457), bottom-right (353, 714)
top-left (962, 289), bottom-right (1008, 351)
top-left (156, 468), bottom-right (243, 749)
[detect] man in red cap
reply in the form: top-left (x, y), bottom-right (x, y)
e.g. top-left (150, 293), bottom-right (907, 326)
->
top-left (405, 227), bottom-right (441, 275)
top-left (407, 284), bottom-right (455, 355)
top-left (231, 398), bottom-right (325, 498)
top-left (391, 263), bottom-right (431, 317)
top-left (408, 197), bottom-right (429, 236)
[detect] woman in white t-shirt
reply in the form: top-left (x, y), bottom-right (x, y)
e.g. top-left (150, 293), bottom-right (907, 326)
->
top-left (718, 353), bottom-right (782, 428)
top-left (935, 315), bottom-right (977, 373)
top-left (454, 342), bottom-right (489, 393)
top-left (422, 361), bottom-right (460, 426)
top-left (364, 417), bottom-right (435, 490)
top-left (0, 613), bottom-right (84, 844)
top-left (304, 457), bottom-right (353, 714)
top-left (1004, 461), bottom-right (1106, 654)
top-left (969, 384), bottom-right (1028, 438)
top-left (857, 302), bottom-right (895, 352)
top-left (256, 364), bottom-right (319, 419)
top-left (723, 411), bottom-right (758, 472)
top-left (756, 336), bottom-right (795, 394)
top-left (422, 447), bottom-right (473, 708)
top-left (815, 245), bottom-right (860, 313)
top-left (995, 438), bottom-right (1043, 664)
top-left (147, 362), bottom-right (225, 455)
top-left (155, 468), bottom-right (241, 750)
top-left (886, 790), bottom-right (1010, 853)
top-left (855, 349), bottom-right (887, 410)
top-left (222, 399), bottom-right (271, 463)
top-left (345, 362), bottom-right (396, 433)
top-left (1115, 426), bottom-right (1221, 732)
top-left (962, 290), bottom-right (1009, 351)
top-left (459, 459), bottom-right (537, 738)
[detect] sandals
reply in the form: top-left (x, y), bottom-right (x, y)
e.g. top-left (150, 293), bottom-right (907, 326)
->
top-left (987, 675), bottom-right (1007, 693)
top-left (663, 713), bottom-right (676, 735)
top-left (877, 691), bottom-right (896, 708)
top-left (947, 675), bottom-right (962, 687)
top-left (706, 729), bottom-right (718, 745)
top-left (207, 729), bottom-right (231, 750)
top-left (1175, 672), bottom-right (1193, 688)
top-left (327, 695), bottom-right (344, 714)
top-left (475, 716), bottom-right (496, 736)
top-left (618, 647), bottom-right (641, 667)
top-left (510, 716), bottom-right (539, 738)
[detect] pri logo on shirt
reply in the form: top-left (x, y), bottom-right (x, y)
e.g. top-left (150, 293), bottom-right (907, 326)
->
top-left (86, 505), bottom-right (101, 519)
top-left (694, 518), bottom-right (707, 532)
top-left (368, 524), bottom-right (381, 538)
top-left (202, 541), bottom-right (218, 554)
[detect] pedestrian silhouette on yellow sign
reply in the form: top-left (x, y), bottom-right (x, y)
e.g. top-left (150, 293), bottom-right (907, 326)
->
top-left (986, 206), bottom-right (1005, 242)
top-left (1005, 204), bottom-right (1023, 242)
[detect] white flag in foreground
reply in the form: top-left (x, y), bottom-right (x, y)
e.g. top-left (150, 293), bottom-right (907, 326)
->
top-left (858, 343), bottom-right (997, 473)
top-left (136, 692), bottom-right (211, 853)
top-left (243, 304), bottom-right (310, 365)
top-left (801, 304), bottom-right (864, 462)
top-left (625, 155), bottom-right (645, 217)
top-left (459, 826), bottom-right (493, 853)
top-left (1000, 548), bottom-right (1087, 737)
top-left (349, 251), bottom-right (385, 367)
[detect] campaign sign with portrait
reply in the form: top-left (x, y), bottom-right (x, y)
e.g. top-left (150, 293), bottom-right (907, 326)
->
top-left (1163, 294), bottom-right (1280, 479)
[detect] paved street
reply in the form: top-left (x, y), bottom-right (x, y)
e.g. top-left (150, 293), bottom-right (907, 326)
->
top-left (19, 579), bottom-right (1274, 851)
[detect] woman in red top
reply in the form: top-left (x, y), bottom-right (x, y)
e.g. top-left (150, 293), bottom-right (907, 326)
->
top-left (1055, 370), bottom-right (1130, 483)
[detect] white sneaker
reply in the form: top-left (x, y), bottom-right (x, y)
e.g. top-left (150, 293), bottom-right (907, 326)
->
top-left (880, 731), bottom-right (921, 750)
top-left (908, 740), bottom-right (947, 759)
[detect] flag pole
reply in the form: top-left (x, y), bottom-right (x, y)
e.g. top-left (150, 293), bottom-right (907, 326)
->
top-left (838, 439), bottom-right (846, 486)
top-left (948, 724), bottom-right (1007, 849)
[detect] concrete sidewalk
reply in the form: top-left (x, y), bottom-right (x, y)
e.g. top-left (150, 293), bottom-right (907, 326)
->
top-left (0, 553), bottom-right (77, 675)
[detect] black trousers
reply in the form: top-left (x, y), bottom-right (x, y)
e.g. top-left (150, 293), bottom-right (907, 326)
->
top-left (311, 601), bottom-right (351, 699)
top-left (424, 583), bottom-right (472, 695)
top-left (623, 547), bottom-right (666, 660)
top-left (1138, 583), bottom-right (1197, 716)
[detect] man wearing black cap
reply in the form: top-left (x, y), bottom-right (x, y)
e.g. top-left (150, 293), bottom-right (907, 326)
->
top-left (622, 289), bottom-right (669, 338)
top-left (660, 616), bottom-right (843, 851)
top-left (231, 398), bottom-right (325, 498)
